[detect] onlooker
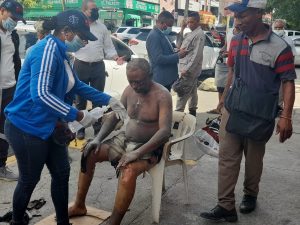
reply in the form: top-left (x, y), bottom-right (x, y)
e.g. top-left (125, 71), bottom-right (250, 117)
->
top-left (74, 0), bottom-right (124, 140)
top-left (146, 11), bottom-right (187, 91)
top-left (4, 10), bottom-right (126, 225)
top-left (175, 12), bottom-right (205, 116)
top-left (200, 0), bottom-right (296, 222)
top-left (273, 19), bottom-right (296, 56)
top-left (0, 0), bottom-right (24, 181)
top-left (68, 58), bottom-right (172, 225)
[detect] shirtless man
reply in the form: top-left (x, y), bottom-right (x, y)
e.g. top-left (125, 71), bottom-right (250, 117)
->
top-left (68, 58), bottom-right (172, 225)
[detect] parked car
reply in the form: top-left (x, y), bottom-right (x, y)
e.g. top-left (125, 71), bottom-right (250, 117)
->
top-left (113, 26), bottom-right (141, 44)
top-left (293, 37), bottom-right (300, 66)
top-left (129, 26), bottom-right (220, 80)
top-left (285, 30), bottom-right (300, 38)
top-left (16, 24), bottom-right (137, 99)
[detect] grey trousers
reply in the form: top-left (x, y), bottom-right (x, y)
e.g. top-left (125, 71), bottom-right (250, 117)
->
top-left (175, 77), bottom-right (198, 112)
top-left (218, 108), bottom-right (266, 210)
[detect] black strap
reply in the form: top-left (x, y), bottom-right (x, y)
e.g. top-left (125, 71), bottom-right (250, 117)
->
top-left (234, 34), bottom-right (244, 78)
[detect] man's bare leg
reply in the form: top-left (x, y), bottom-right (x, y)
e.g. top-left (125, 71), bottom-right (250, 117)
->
top-left (109, 157), bottom-right (157, 225)
top-left (68, 144), bottom-right (110, 217)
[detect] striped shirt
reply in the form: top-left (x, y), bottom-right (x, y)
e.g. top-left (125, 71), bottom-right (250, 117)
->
top-left (227, 26), bottom-right (297, 94)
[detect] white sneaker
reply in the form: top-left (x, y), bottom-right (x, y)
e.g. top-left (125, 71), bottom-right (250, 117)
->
top-left (0, 166), bottom-right (18, 181)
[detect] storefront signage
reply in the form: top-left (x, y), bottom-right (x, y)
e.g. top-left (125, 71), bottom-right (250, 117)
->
top-left (177, 0), bottom-right (200, 12)
top-left (99, 0), bottom-right (125, 9)
top-left (140, 0), bottom-right (159, 4)
top-left (126, 0), bottom-right (160, 13)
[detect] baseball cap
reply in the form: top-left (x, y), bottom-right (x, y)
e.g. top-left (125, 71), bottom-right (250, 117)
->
top-left (226, 0), bottom-right (267, 13)
top-left (56, 10), bottom-right (97, 41)
top-left (0, 0), bottom-right (26, 24)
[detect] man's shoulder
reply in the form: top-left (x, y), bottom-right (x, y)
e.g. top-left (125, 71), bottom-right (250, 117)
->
top-left (152, 82), bottom-right (172, 98)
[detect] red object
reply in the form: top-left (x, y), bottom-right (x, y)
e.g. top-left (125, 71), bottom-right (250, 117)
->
top-left (128, 39), bottom-right (139, 46)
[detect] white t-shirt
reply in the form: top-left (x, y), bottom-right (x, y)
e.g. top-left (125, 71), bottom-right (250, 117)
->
top-left (0, 29), bottom-right (16, 89)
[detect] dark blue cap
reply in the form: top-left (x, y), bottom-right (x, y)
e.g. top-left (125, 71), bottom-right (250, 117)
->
top-left (0, 0), bottom-right (26, 24)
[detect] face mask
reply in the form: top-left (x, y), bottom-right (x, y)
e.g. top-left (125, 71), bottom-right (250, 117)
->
top-left (90, 8), bottom-right (99, 21)
top-left (162, 26), bottom-right (172, 35)
top-left (2, 17), bottom-right (17, 32)
top-left (274, 30), bottom-right (285, 37)
top-left (65, 35), bottom-right (85, 52)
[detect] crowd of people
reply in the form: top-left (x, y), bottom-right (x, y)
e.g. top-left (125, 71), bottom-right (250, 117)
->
top-left (0, 0), bottom-right (297, 224)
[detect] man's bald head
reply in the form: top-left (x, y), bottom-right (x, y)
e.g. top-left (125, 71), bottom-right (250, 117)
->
top-left (126, 58), bottom-right (152, 78)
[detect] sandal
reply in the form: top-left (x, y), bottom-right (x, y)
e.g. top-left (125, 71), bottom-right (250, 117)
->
top-left (27, 198), bottom-right (46, 210)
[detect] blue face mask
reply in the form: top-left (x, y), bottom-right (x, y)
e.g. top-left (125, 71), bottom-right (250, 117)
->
top-left (162, 26), bottom-right (172, 35)
top-left (65, 35), bottom-right (85, 52)
top-left (2, 17), bottom-right (17, 32)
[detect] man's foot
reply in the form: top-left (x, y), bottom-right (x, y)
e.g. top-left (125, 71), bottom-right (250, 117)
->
top-left (68, 204), bottom-right (87, 218)
top-left (239, 195), bottom-right (257, 214)
top-left (189, 109), bottom-right (197, 117)
top-left (77, 128), bottom-right (85, 140)
top-left (200, 205), bottom-right (238, 222)
top-left (207, 108), bottom-right (220, 114)
top-left (0, 166), bottom-right (18, 181)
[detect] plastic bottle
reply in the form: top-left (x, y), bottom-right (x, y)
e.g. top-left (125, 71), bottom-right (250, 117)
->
top-left (68, 106), bottom-right (108, 133)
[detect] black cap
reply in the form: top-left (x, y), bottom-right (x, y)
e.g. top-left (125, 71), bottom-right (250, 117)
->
top-left (56, 10), bottom-right (97, 41)
top-left (0, 0), bottom-right (26, 24)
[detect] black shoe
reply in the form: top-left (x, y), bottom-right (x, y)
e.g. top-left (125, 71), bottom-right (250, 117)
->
top-left (189, 109), bottom-right (197, 117)
top-left (239, 195), bottom-right (257, 214)
top-left (200, 205), bottom-right (238, 222)
top-left (77, 128), bottom-right (85, 140)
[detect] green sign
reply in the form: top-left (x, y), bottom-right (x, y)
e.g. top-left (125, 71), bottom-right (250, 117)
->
top-left (98, 0), bottom-right (125, 9)
top-left (99, 10), bottom-right (124, 20)
top-left (126, 0), bottom-right (160, 13)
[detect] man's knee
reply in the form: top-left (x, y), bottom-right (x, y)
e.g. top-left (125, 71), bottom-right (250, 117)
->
top-left (120, 165), bottom-right (138, 184)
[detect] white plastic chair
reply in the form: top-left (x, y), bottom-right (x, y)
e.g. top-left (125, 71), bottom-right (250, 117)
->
top-left (148, 111), bottom-right (196, 223)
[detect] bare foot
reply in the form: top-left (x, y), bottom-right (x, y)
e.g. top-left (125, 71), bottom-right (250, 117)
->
top-left (68, 204), bottom-right (87, 218)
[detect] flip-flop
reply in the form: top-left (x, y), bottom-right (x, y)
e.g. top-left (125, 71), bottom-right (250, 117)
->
top-left (27, 198), bottom-right (46, 210)
top-left (207, 109), bottom-right (220, 114)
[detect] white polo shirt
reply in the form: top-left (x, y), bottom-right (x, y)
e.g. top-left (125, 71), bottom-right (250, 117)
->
top-left (74, 21), bottom-right (118, 62)
top-left (0, 29), bottom-right (16, 89)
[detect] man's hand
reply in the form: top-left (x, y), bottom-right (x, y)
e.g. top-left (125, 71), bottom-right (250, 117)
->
top-left (180, 19), bottom-right (187, 31)
top-left (82, 138), bottom-right (101, 157)
top-left (217, 97), bottom-right (225, 112)
top-left (116, 56), bottom-right (125, 65)
top-left (116, 151), bottom-right (140, 169)
top-left (276, 117), bottom-right (293, 143)
top-left (178, 48), bottom-right (188, 58)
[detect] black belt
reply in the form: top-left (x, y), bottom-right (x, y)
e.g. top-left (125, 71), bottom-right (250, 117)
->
top-left (75, 58), bottom-right (103, 66)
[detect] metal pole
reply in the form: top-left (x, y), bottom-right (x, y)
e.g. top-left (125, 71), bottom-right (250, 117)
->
top-left (184, 0), bottom-right (190, 19)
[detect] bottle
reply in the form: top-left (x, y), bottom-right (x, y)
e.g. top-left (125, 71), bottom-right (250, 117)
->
top-left (68, 106), bottom-right (108, 133)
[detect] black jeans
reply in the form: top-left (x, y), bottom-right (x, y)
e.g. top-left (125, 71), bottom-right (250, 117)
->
top-left (4, 119), bottom-right (70, 224)
top-left (0, 86), bottom-right (15, 167)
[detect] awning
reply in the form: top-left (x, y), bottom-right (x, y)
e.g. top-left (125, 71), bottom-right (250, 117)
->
top-left (25, 10), bottom-right (59, 19)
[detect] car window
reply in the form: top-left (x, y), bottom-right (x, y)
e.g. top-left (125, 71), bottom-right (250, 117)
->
top-left (111, 38), bottom-right (133, 61)
top-left (127, 28), bottom-right (140, 34)
top-left (136, 31), bottom-right (151, 41)
top-left (295, 32), bottom-right (300, 36)
top-left (288, 31), bottom-right (293, 36)
top-left (116, 28), bottom-right (127, 33)
top-left (294, 38), bottom-right (300, 46)
top-left (17, 30), bottom-right (38, 59)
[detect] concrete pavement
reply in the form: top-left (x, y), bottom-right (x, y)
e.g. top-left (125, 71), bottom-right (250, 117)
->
top-left (1, 83), bottom-right (300, 225)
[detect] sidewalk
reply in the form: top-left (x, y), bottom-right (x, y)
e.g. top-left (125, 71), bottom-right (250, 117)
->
top-left (1, 90), bottom-right (299, 225)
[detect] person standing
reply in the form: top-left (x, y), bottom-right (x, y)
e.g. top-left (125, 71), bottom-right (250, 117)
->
top-left (146, 11), bottom-right (187, 91)
top-left (273, 19), bottom-right (296, 56)
top-left (174, 12), bottom-right (205, 116)
top-left (74, 0), bottom-right (124, 140)
top-left (200, 0), bottom-right (296, 222)
top-left (0, 0), bottom-right (25, 181)
top-left (4, 10), bottom-right (126, 225)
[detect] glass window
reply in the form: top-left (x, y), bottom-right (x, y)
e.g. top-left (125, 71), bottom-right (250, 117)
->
top-left (295, 32), bottom-right (300, 36)
top-left (116, 28), bottom-right (127, 33)
top-left (17, 30), bottom-right (38, 59)
top-left (136, 30), bottom-right (151, 41)
top-left (112, 38), bottom-right (133, 61)
top-left (288, 32), bottom-right (293, 36)
top-left (127, 28), bottom-right (140, 34)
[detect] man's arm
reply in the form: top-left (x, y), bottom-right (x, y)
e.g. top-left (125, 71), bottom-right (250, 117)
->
top-left (276, 80), bottom-right (295, 143)
top-left (217, 66), bottom-right (234, 111)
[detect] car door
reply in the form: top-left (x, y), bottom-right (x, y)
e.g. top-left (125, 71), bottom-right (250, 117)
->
top-left (202, 35), bottom-right (219, 71)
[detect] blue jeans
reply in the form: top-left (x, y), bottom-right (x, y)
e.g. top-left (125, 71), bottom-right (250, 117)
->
top-left (4, 119), bottom-right (70, 224)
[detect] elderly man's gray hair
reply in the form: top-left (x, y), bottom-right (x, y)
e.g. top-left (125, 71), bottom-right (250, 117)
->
top-left (126, 58), bottom-right (152, 77)
top-left (273, 19), bottom-right (287, 28)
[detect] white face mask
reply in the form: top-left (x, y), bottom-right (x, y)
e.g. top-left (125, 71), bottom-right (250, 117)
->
top-left (274, 30), bottom-right (285, 37)
top-left (2, 17), bottom-right (17, 32)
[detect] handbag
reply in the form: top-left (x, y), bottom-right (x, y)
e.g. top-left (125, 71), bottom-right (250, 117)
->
top-left (51, 121), bottom-right (76, 146)
top-left (224, 35), bottom-right (279, 142)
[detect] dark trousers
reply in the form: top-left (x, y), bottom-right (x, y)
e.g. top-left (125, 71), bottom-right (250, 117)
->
top-left (4, 119), bottom-right (70, 224)
top-left (74, 59), bottom-right (106, 133)
top-left (0, 86), bottom-right (15, 167)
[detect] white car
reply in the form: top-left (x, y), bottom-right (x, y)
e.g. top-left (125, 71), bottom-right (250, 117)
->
top-left (128, 26), bottom-right (220, 80)
top-left (113, 26), bottom-right (141, 44)
top-left (285, 30), bottom-right (300, 39)
top-left (293, 37), bottom-right (300, 66)
top-left (16, 24), bottom-right (136, 99)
